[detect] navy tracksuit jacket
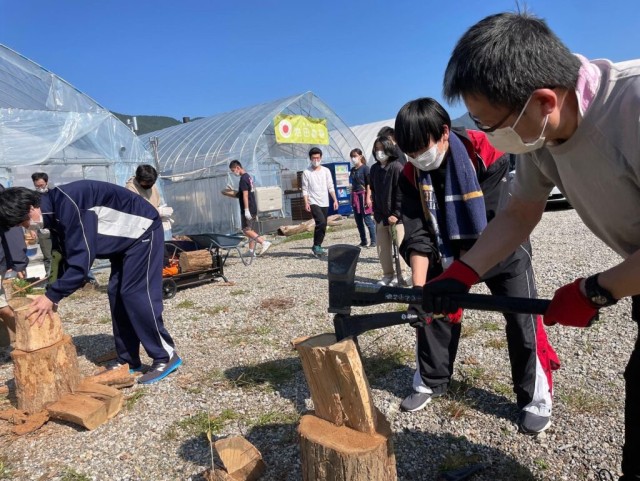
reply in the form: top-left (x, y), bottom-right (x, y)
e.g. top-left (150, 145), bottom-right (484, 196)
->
top-left (41, 180), bottom-right (175, 364)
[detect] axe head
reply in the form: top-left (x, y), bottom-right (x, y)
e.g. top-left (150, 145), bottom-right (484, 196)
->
top-left (327, 244), bottom-right (360, 314)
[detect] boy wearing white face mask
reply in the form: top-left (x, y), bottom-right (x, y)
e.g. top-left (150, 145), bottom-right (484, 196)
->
top-left (31, 172), bottom-right (52, 280)
top-left (438, 12), bottom-right (640, 478)
top-left (301, 147), bottom-right (338, 257)
top-left (394, 97), bottom-right (560, 436)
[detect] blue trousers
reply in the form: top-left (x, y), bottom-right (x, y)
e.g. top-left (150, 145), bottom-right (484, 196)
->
top-left (108, 227), bottom-right (175, 365)
top-left (354, 212), bottom-right (376, 245)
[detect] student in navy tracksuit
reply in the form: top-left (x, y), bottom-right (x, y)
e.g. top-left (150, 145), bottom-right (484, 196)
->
top-left (0, 180), bottom-right (181, 384)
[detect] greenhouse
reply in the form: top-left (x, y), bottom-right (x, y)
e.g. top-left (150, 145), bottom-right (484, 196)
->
top-left (141, 91), bottom-right (362, 235)
top-left (0, 44), bottom-right (152, 188)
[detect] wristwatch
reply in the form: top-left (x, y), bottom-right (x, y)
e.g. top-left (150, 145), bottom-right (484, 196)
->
top-left (584, 274), bottom-right (618, 307)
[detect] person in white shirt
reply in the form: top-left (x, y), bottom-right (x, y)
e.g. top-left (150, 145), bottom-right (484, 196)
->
top-left (301, 147), bottom-right (338, 257)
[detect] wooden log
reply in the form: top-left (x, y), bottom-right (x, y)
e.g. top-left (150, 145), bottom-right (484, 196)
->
top-left (179, 249), bottom-right (213, 273)
top-left (203, 468), bottom-right (234, 481)
top-left (277, 219), bottom-right (315, 236)
top-left (298, 412), bottom-right (396, 481)
top-left (295, 334), bottom-right (377, 434)
top-left (11, 335), bottom-right (81, 413)
top-left (11, 302), bottom-right (64, 352)
top-left (84, 364), bottom-right (136, 389)
top-left (47, 393), bottom-right (108, 430)
top-left (75, 380), bottom-right (123, 419)
top-left (214, 435), bottom-right (266, 481)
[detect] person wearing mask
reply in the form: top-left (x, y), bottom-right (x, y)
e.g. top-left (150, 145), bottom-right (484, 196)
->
top-left (126, 164), bottom-right (174, 241)
top-left (228, 160), bottom-right (272, 257)
top-left (0, 181), bottom-right (182, 384)
top-left (302, 147), bottom-right (338, 258)
top-left (377, 126), bottom-right (407, 166)
top-left (349, 148), bottom-right (376, 248)
top-left (395, 97), bottom-right (559, 434)
top-left (434, 12), bottom-right (640, 479)
top-left (30, 172), bottom-right (53, 280)
top-left (369, 136), bottom-right (410, 285)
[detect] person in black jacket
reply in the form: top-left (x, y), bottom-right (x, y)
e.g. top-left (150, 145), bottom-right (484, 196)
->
top-left (0, 184), bottom-right (29, 347)
top-left (369, 135), bottom-right (410, 286)
top-left (395, 97), bottom-right (559, 434)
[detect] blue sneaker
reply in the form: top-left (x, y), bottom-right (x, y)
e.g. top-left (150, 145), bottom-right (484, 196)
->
top-left (137, 353), bottom-right (182, 384)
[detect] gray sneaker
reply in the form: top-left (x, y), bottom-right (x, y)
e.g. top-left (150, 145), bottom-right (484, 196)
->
top-left (138, 353), bottom-right (182, 384)
top-left (518, 411), bottom-right (551, 434)
top-left (400, 391), bottom-right (436, 412)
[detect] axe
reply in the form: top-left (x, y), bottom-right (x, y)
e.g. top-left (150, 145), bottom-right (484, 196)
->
top-left (328, 245), bottom-right (550, 341)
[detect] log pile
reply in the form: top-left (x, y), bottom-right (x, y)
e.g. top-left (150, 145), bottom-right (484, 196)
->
top-left (294, 334), bottom-right (397, 481)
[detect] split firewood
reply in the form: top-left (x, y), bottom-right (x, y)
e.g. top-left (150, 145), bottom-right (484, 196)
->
top-left (12, 410), bottom-right (49, 436)
top-left (84, 364), bottom-right (135, 388)
top-left (47, 393), bottom-right (108, 430)
top-left (74, 380), bottom-right (123, 419)
top-left (214, 435), bottom-right (266, 481)
top-left (203, 468), bottom-right (234, 481)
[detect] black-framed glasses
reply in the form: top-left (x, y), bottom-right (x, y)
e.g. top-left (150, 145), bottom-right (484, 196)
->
top-left (469, 109), bottom-right (515, 133)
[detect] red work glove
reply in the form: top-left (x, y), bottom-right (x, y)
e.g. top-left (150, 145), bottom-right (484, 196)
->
top-left (544, 278), bottom-right (598, 327)
top-left (423, 260), bottom-right (480, 316)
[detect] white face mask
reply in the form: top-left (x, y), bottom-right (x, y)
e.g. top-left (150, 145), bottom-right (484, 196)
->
top-left (311, 160), bottom-right (321, 167)
top-left (408, 143), bottom-right (445, 171)
top-left (486, 95), bottom-right (549, 154)
top-left (28, 220), bottom-right (43, 231)
top-left (36, 187), bottom-right (48, 193)
top-left (376, 151), bottom-right (388, 162)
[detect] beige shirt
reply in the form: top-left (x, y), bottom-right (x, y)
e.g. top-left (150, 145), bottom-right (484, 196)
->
top-left (125, 177), bottom-right (161, 211)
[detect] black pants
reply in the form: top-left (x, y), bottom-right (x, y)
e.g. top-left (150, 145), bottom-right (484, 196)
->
top-left (310, 205), bottom-right (328, 247)
top-left (622, 297), bottom-right (640, 479)
top-left (415, 263), bottom-right (556, 414)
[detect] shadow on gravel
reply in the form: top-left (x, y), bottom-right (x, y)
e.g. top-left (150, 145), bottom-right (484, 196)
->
top-left (72, 333), bottom-right (115, 362)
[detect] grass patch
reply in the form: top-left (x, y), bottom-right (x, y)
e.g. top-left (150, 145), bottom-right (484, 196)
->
top-left (254, 326), bottom-right (272, 336)
top-left (260, 297), bottom-right (295, 311)
top-left (534, 458), bottom-right (549, 470)
top-left (176, 299), bottom-right (196, 309)
top-left (283, 231), bottom-right (314, 242)
top-left (175, 409), bottom-right (240, 437)
top-left (61, 468), bottom-right (91, 481)
top-left (559, 388), bottom-right (613, 413)
top-left (230, 289), bottom-right (248, 296)
top-left (482, 321), bottom-right (502, 332)
top-left (490, 381), bottom-right (513, 398)
top-left (460, 323), bottom-right (479, 338)
top-left (0, 457), bottom-right (11, 480)
top-left (362, 347), bottom-right (413, 380)
top-left (438, 453), bottom-right (482, 473)
top-left (98, 316), bottom-right (111, 324)
top-left (250, 410), bottom-right (300, 427)
top-left (485, 338), bottom-right (507, 349)
top-left (229, 361), bottom-right (299, 390)
top-left (124, 389), bottom-right (147, 411)
top-left (443, 399), bottom-right (471, 419)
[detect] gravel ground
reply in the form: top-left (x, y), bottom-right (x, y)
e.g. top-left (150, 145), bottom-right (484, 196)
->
top-left (0, 204), bottom-right (633, 481)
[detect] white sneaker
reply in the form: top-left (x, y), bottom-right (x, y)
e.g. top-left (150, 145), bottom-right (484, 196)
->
top-left (259, 241), bottom-right (272, 255)
top-left (242, 250), bottom-right (256, 258)
top-left (377, 276), bottom-right (394, 286)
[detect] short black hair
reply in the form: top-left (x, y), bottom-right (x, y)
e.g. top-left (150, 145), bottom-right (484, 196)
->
top-left (443, 12), bottom-right (581, 110)
top-left (395, 98), bottom-right (451, 154)
top-left (229, 160), bottom-right (242, 169)
top-left (0, 187), bottom-right (41, 230)
top-left (372, 136), bottom-right (398, 162)
top-left (135, 164), bottom-right (158, 186)
top-left (308, 147), bottom-right (323, 158)
top-left (31, 172), bottom-right (49, 183)
top-left (377, 126), bottom-right (395, 139)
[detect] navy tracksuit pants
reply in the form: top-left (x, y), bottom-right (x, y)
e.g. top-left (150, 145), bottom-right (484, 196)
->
top-left (108, 227), bottom-right (175, 365)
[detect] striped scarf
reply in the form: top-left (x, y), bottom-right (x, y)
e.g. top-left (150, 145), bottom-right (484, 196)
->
top-left (416, 132), bottom-right (486, 268)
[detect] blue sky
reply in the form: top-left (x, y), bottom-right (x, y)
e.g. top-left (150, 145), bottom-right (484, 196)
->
top-left (1, 1), bottom-right (638, 126)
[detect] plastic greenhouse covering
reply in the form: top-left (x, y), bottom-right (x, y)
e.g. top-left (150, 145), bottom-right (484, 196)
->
top-left (141, 91), bottom-right (363, 235)
top-left (0, 44), bottom-right (153, 189)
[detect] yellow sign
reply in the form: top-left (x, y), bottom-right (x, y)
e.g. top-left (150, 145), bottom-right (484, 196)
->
top-left (274, 114), bottom-right (329, 145)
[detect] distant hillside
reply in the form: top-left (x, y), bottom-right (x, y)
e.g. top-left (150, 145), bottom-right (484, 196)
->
top-left (111, 112), bottom-right (181, 136)
top-left (451, 112), bottom-right (476, 130)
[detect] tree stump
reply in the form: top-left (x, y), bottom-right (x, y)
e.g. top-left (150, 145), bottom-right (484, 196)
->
top-left (298, 412), bottom-right (396, 481)
top-left (179, 249), bottom-right (213, 272)
top-left (11, 335), bottom-right (81, 413)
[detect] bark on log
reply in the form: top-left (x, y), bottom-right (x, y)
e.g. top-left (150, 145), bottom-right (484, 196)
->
top-left (12, 410), bottom-right (49, 436)
top-left (47, 393), bottom-right (108, 430)
top-left (11, 335), bottom-right (81, 413)
top-left (295, 334), bottom-right (377, 434)
top-left (12, 303), bottom-right (64, 352)
top-left (179, 249), bottom-right (213, 272)
top-left (277, 219), bottom-right (315, 236)
top-left (75, 380), bottom-right (123, 419)
top-left (214, 435), bottom-right (266, 481)
top-left (203, 468), bottom-right (234, 481)
top-left (298, 412), bottom-right (396, 481)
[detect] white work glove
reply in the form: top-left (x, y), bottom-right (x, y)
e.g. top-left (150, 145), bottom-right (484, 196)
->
top-left (159, 205), bottom-right (174, 221)
top-left (244, 209), bottom-right (252, 220)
